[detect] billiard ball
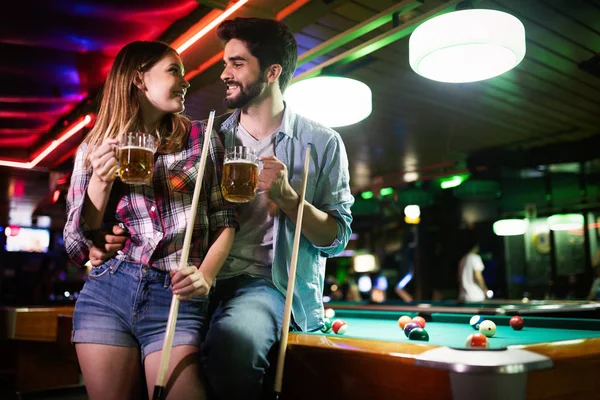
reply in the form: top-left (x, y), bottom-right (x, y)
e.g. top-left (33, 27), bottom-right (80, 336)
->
top-left (470, 315), bottom-right (484, 330)
top-left (404, 322), bottom-right (421, 338)
top-left (412, 316), bottom-right (426, 328)
top-left (331, 319), bottom-right (347, 335)
top-left (479, 320), bottom-right (496, 337)
top-left (408, 327), bottom-right (429, 341)
top-left (510, 315), bottom-right (524, 330)
top-left (321, 318), bottom-right (332, 333)
top-left (398, 315), bottom-right (413, 329)
top-left (465, 333), bottom-right (489, 348)
top-left (325, 308), bottom-right (335, 319)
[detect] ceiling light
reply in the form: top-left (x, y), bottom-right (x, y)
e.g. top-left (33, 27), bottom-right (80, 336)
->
top-left (284, 76), bottom-right (372, 127)
top-left (409, 7), bottom-right (526, 83)
top-left (547, 214), bottom-right (583, 231)
top-left (493, 219), bottom-right (527, 236)
top-left (404, 205), bottom-right (420, 219)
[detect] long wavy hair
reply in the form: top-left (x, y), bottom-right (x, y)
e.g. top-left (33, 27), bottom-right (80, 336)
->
top-left (83, 41), bottom-right (191, 167)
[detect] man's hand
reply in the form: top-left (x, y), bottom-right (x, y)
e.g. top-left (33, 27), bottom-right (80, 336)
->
top-left (170, 265), bottom-right (212, 300)
top-left (258, 155), bottom-right (298, 207)
top-left (89, 224), bottom-right (128, 266)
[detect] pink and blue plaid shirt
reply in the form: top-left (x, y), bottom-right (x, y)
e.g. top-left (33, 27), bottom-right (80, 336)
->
top-left (64, 120), bottom-right (238, 271)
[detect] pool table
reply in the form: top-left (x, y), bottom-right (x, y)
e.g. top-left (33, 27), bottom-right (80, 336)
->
top-left (327, 299), bottom-right (600, 318)
top-left (283, 309), bottom-right (600, 400)
top-left (0, 306), bottom-right (78, 395)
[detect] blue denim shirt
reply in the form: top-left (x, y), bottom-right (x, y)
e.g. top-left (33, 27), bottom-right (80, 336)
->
top-left (218, 105), bottom-right (354, 331)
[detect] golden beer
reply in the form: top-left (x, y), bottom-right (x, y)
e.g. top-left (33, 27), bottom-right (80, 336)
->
top-left (118, 146), bottom-right (154, 185)
top-left (221, 160), bottom-right (258, 203)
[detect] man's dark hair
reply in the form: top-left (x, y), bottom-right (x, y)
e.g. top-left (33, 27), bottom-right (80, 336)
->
top-left (217, 17), bottom-right (298, 92)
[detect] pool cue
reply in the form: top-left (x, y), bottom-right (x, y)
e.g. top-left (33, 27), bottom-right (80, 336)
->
top-left (273, 144), bottom-right (312, 399)
top-left (152, 110), bottom-right (216, 400)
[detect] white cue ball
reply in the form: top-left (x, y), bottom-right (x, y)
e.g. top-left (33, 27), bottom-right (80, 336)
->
top-left (325, 308), bottom-right (335, 319)
top-left (479, 320), bottom-right (497, 337)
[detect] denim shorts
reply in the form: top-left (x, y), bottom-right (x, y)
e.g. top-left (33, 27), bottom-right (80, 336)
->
top-left (72, 258), bottom-right (208, 360)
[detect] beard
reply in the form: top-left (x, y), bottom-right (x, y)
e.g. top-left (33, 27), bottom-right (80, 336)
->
top-left (223, 76), bottom-right (266, 109)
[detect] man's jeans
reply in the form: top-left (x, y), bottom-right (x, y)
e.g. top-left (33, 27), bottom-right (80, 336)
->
top-left (202, 275), bottom-right (286, 400)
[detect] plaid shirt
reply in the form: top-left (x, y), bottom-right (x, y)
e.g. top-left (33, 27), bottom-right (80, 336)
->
top-left (64, 121), bottom-right (238, 271)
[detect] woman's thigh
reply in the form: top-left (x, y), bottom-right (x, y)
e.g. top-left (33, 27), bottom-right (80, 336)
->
top-left (76, 343), bottom-right (142, 400)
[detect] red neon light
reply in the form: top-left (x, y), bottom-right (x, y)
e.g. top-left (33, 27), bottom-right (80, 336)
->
top-left (183, 0), bottom-right (305, 80)
top-left (175, 0), bottom-right (250, 54)
top-left (0, 94), bottom-right (86, 103)
top-left (0, 114), bottom-right (93, 169)
top-left (185, 51), bottom-right (224, 80)
top-left (276, 0), bottom-right (310, 20)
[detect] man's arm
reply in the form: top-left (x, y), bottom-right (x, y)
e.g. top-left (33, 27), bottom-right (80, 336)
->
top-left (474, 270), bottom-right (489, 297)
top-left (88, 224), bottom-right (128, 266)
top-left (278, 193), bottom-right (338, 247)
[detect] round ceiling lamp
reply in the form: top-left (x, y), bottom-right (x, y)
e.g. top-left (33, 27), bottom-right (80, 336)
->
top-left (409, 6), bottom-right (526, 83)
top-left (493, 219), bottom-right (527, 236)
top-left (284, 76), bottom-right (372, 127)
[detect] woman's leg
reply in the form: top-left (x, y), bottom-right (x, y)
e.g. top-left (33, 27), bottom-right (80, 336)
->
top-left (76, 343), bottom-right (141, 400)
top-left (144, 345), bottom-right (205, 400)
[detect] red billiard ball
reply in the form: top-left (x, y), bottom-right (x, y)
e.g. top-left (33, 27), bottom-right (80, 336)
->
top-left (412, 316), bottom-right (426, 328)
top-left (510, 316), bottom-right (524, 330)
top-left (331, 319), bottom-right (347, 335)
top-left (465, 333), bottom-right (489, 348)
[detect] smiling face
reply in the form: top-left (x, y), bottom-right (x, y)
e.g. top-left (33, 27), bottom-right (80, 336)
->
top-left (220, 39), bottom-right (267, 109)
top-left (139, 53), bottom-right (190, 117)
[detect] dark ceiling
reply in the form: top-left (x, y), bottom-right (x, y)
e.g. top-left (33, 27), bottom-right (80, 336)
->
top-left (1, 0), bottom-right (599, 193)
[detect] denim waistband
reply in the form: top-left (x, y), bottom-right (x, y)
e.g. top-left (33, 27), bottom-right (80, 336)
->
top-left (104, 258), bottom-right (171, 287)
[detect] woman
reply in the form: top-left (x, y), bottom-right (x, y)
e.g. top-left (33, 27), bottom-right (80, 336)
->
top-left (64, 41), bottom-right (237, 400)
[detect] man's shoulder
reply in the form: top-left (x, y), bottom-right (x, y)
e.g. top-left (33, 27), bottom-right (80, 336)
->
top-left (291, 111), bottom-right (343, 147)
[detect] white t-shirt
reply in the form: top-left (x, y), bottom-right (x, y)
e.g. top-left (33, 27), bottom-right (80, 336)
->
top-left (458, 253), bottom-right (485, 302)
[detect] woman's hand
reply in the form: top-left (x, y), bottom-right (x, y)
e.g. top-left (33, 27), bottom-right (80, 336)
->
top-left (170, 265), bottom-right (212, 300)
top-left (90, 138), bottom-right (119, 184)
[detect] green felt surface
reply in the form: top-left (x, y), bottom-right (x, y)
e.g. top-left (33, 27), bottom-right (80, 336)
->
top-left (313, 309), bottom-right (600, 349)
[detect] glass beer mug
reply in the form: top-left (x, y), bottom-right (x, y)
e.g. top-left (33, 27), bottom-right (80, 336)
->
top-left (221, 146), bottom-right (260, 203)
top-left (117, 132), bottom-right (157, 185)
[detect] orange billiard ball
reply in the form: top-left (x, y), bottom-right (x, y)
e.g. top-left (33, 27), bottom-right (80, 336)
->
top-left (398, 315), bottom-right (413, 329)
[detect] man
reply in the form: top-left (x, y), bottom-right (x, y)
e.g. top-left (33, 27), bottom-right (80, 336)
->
top-left (88, 17), bottom-right (354, 399)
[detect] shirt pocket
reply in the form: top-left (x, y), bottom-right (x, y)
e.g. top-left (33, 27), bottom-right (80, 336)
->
top-left (168, 156), bottom-right (203, 195)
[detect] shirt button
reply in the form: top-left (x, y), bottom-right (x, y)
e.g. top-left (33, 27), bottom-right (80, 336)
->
top-left (150, 206), bottom-right (156, 212)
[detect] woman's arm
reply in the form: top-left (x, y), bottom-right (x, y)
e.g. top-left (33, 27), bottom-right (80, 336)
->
top-left (81, 139), bottom-right (119, 230)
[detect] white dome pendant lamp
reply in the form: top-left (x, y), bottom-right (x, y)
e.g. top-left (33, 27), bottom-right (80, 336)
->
top-left (284, 76), bottom-right (372, 127)
top-left (409, 1), bottom-right (526, 83)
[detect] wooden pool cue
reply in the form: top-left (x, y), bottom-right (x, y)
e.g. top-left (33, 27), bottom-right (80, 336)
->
top-left (273, 144), bottom-right (312, 399)
top-left (152, 110), bottom-right (216, 400)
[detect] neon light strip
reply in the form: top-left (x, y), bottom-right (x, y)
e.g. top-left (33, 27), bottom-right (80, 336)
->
top-left (185, 51), bottom-right (224, 80)
top-left (0, 94), bottom-right (86, 103)
top-left (276, 0), bottom-right (310, 21)
top-left (176, 0), bottom-right (250, 54)
top-left (0, 115), bottom-right (93, 169)
top-left (184, 0), bottom-right (308, 80)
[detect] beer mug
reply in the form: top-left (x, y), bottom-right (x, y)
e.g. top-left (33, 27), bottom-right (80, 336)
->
top-left (221, 146), bottom-right (260, 203)
top-left (117, 132), bottom-right (157, 185)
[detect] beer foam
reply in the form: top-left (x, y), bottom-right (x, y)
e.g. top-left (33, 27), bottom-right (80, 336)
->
top-left (224, 159), bottom-right (257, 165)
top-left (120, 146), bottom-right (155, 153)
